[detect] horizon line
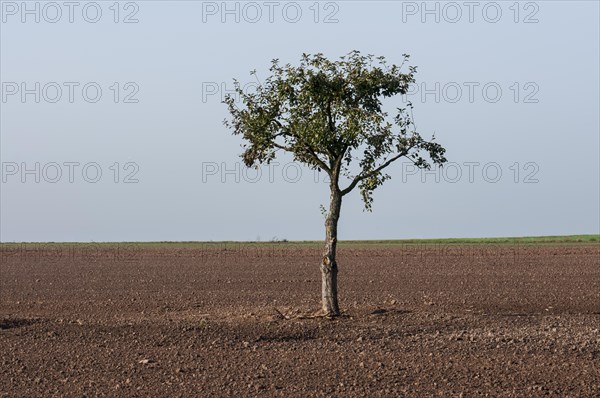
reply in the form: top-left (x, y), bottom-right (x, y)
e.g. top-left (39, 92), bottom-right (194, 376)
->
top-left (1, 234), bottom-right (598, 245)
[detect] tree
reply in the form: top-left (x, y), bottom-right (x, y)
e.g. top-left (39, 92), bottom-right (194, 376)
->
top-left (223, 51), bottom-right (447, 316)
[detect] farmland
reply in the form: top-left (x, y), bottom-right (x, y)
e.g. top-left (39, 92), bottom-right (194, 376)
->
top-left (1, 238), bottom-right (599, 396)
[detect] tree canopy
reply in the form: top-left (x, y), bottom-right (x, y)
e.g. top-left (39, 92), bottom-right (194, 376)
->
top-left (224, 51), bottom-right (447, 210)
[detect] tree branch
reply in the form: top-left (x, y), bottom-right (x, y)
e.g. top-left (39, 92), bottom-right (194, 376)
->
top-left (340, 147), bottom-right (415, 196)
top-left (305, 146), bottom-right (332, 174)
top-left (271, 141), bottom-right (293, 152)
top-left (325, 99), bottom-right (339, 160)
top-left (272, 119), bottom-right (331, 174)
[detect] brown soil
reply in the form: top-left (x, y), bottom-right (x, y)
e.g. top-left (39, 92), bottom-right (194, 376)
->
top-left (1, 243), bottom-right (599, 397)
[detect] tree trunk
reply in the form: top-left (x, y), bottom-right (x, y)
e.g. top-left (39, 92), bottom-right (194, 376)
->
top-left (321, 186), bottom-right (342, 316)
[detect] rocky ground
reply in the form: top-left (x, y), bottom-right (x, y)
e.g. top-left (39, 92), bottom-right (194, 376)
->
top-left (1, 243), bottom-right (599, 397)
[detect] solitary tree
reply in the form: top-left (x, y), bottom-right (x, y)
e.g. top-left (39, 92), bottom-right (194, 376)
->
top-left (224, 51), bottom-right (447, 316)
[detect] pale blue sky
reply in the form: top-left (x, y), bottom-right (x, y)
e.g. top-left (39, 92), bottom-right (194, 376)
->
top-left (1, 1), bottom-right (599, 241)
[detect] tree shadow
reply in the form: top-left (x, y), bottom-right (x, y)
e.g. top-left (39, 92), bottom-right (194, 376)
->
top-left (0, 317), bottom-right (39, 330)
top-left (255, 330), bottom-right (317, 343)
top-left (368, 308), bottom-right (412, 316)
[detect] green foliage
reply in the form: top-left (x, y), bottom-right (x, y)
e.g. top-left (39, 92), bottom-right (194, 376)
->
top-left (223, 51), bottom-right (447, 210)
top-left (319, 204), bottom-right (328, 219)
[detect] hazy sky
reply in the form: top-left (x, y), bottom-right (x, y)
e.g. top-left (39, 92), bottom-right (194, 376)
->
top-left (1, 0), bottom-right (598, 242)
